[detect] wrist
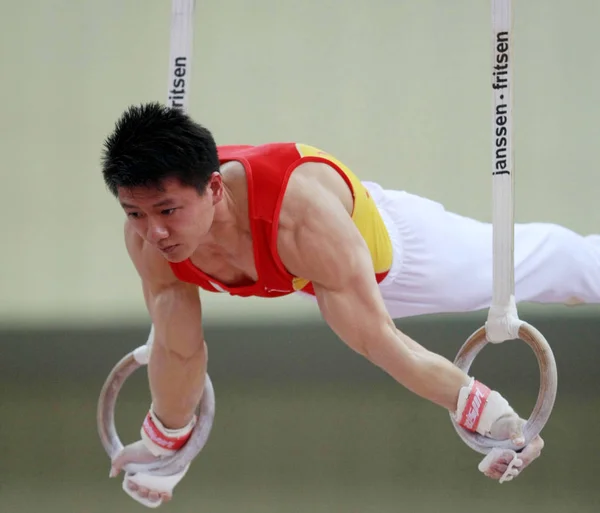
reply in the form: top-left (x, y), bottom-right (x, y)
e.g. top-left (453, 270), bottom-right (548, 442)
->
top-left (141, 405), bottom-right (197, 457)
top-left (454, 378), bottom-right (514, 436)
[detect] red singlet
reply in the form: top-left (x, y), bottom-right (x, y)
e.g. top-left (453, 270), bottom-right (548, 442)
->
top-left (168, 143), bottom-right (393, 298)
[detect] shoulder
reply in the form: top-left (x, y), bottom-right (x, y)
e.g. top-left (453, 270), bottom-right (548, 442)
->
top-left (279, 160), bottom-right (353, 229)
top-left (276, 161), bottom-right (365, 287)
top-left (220, 160), bottom-right (246, 186)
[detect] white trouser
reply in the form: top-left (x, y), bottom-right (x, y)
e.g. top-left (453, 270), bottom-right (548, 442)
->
top-left (300, 181), bottom-right (600, 320)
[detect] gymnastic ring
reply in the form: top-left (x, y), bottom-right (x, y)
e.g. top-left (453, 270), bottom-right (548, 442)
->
top-left (448, 322), bottom-right (557, 455)
top-left (97, 345), bottom-right (216, 476)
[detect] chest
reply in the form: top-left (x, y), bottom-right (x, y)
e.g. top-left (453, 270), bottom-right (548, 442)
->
top-left (189, 231), bottom-right (258, 286)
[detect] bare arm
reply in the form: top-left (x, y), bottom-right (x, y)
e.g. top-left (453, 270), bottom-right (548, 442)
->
top-left (277, 168), bottom-right (470, 412)
top-left (276, 164), bottom-right (545, 483)
top-left (126, 224), bottom-right (207, 429)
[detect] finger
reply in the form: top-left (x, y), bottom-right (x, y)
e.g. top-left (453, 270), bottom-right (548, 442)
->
top-left (508, 418), bottom-right (526, 446)
top-left (127, 481), bottom-right (139, 492)
top-left (484, 468), bottom-right (504, 479)
top-left (486, 468), bottom-right (510, 480)
top-left (490, 462), bottom-right (508, 474)
top-left (493, 450), bottom-right (518, 466)
top-left (487, 459), bottom-right (521, 479)
top-left (497, 451), bottom-right (523, 484)
top-left (137, 487), bottom-right (149, 499)
top-left (161, 493), bottom-right (172, 502)
top-left (110, 441), bottom-right (159, 478)
top-left (110, 448), bottom-right (131, 476)
top-left (485, 458), bottom-right (513, 478)
top-left (519, 436), bottom-right (544, 468)
top-left (479, 447), bottom-right (524, 481)
top-left (496, 455), bottom-right (518, 467)
top-left (109, 450), bottom-right (126, 478)
top-left (485, 467), bottom-right (509, 480)
top-left (148, 491), bottom-right (161, 502)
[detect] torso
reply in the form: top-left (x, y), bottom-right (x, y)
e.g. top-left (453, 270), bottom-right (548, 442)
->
top-left (184, 159), bottom-right (353, 288)
top-left (167, 143), bottom-right (392, 297)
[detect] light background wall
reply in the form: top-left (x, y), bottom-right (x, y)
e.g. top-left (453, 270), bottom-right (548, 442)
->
top-left (1, 4), bottom-right (599, 511)
top-left (1, 0), bottom-right (599, 327)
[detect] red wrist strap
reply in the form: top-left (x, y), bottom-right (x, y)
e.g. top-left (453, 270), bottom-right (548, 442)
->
top-left (459, 380), bottom-right (491, 432)
top-left (142, 412), bottom-right (193, 451)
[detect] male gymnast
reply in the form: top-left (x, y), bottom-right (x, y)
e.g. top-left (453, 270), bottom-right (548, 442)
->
top-left (101, 103), bottom-right (600, 507)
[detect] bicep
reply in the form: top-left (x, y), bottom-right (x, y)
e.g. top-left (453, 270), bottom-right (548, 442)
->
top-left (312, 249), bottom-right (397, 357)
top-left (308, 241), bottom-right (428, 358)
top-left (278, 191), bottom-right (396, 355)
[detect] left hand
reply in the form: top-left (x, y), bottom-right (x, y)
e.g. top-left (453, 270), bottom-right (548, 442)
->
top-left (478, 434), bottom-right (545, 483)
top-left (110, 440), bottom-right (189, 508)
top-left (452, 379), bottom-right (546, 483)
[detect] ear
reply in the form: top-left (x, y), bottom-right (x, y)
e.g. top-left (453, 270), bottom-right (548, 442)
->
top-left (208, 172), bottom-right (223, 204)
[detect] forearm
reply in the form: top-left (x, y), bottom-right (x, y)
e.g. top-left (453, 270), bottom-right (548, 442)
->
top-left (317, 287), bottom-right (470, 412)
top-left (145, 284), bottom-right (207, 429)
top-left (365, 324), bottom-right (471, 412)
top-left (148, 338), bottom-right (207, 429)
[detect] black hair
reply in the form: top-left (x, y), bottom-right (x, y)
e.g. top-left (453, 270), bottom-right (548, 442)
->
top-left (101, 102), bottom-right (219, 197)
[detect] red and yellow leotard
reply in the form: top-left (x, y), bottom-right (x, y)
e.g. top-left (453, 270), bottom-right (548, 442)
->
top-left (168, 143), bottom-right (392, 298)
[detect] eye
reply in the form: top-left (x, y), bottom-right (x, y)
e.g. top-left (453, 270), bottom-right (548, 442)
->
top-left (126, 212), bottom-right (142, 219)
top-left (161, 208), bottom-right (177, 216)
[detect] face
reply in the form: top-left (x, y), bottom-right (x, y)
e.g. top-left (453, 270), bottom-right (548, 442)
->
top-left (118, 174), bottom-right (223, 262)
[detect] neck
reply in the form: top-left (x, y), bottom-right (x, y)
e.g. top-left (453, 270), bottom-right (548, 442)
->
top-left (202, 184), bottom-right (239, 246)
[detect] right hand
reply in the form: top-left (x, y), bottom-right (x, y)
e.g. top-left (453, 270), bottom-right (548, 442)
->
top-left (109, 407), bottom-right (197, 508)
top-left (110, 440), bottom-right (190, 508)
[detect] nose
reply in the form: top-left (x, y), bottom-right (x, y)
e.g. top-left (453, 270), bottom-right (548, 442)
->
top-left (146, 218), bottom-right (169, 244)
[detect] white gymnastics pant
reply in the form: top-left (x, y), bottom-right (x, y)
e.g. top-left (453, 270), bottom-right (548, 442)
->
top-left (299, 181), bottom-right (600, 320)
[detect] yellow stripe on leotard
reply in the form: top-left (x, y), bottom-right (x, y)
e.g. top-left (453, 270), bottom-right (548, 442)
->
top-left (292, 143), bottom-right (393, 292)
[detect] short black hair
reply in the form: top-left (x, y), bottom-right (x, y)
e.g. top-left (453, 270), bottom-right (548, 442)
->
top-left (101, 102), bottom-right (219, 197)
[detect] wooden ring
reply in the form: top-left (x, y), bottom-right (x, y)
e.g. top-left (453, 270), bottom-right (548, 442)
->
top-left (97, 346), bottom-right (215, 475)
top-left (449, 322), bottom-right (557, 454)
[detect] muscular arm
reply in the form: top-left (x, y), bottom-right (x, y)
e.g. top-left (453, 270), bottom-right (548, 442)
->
top-left (277, 166), bottom-right (470, 411)
top-left (126, 224), bottom-right (207, 429)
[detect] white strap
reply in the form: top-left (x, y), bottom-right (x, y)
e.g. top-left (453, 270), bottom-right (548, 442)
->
top-left (486, 0), bottom-right (523, 342)
top-left (133, 325), bottom-right (155, 365)
top-left (167, 0), bottom-right (196, 112)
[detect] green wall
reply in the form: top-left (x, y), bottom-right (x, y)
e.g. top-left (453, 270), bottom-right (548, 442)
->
top-left (1, 310), bottom-right (599, 512)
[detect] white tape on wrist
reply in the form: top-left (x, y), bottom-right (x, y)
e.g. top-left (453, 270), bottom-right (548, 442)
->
top-left (141, 407), bottom-right (197, 457)
top-left (454, 378), bottom-right (513, 436)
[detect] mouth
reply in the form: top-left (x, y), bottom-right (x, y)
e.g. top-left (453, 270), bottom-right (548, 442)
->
top-left (159, 244), bottom-right (180, 254)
